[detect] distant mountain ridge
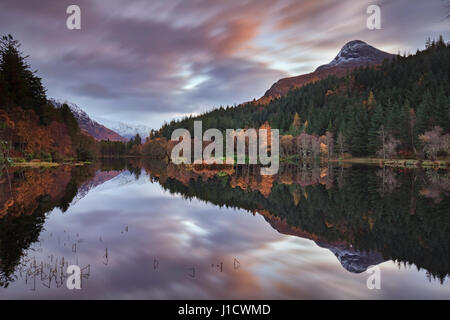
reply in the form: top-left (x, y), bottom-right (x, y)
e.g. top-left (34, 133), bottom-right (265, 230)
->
top-left (257, 40), bottom-right (394, 104)
top-left (50, 99), bottom-right (127, 142)
top-left (94, 117), bottom-right (151, 140)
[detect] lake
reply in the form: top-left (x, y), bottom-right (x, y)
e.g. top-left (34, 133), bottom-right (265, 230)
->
top-left (0, 159), bottom-right (449, 299)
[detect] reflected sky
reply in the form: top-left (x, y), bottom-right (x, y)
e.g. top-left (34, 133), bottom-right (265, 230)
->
top-left (0, 170), bottom-right (449, 299)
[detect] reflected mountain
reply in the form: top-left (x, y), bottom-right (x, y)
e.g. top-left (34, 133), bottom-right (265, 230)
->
top-left (257, 211), bottom-right (385, 273)
top-left (71, 170), bottom-right (122, 206)
top-left (141, 160), bottom-right (449, 281)
top-left (0, 159), bottom-right (448, 289)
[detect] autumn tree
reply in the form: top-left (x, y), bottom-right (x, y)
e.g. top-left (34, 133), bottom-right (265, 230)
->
top-left (419, 126), bottom-right (449, 160)
top-left (376, 125), bottom-right (400, 159)
top-left (280, 135), bottom-right (295, 157)
top-left (367, 90), bottom-right (376, 109)
top-left (289, 112), bottom-right (302, 135)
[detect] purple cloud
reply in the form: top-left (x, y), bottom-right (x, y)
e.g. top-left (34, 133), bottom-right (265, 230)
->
top-left (0, 0), bottom-right (447, 128)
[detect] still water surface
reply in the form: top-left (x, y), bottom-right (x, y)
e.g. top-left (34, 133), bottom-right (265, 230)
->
top-left (0, 160), bottom-right (449, 299)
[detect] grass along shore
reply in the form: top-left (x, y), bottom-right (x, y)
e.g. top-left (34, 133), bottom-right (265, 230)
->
top-left (9, 158), bottom-right (91, 168)
top-left (331, 157), bottom-right (449, 169)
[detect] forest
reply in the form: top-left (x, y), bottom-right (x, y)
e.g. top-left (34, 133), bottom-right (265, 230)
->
top-left (156, 37), bottom-right (450, 161)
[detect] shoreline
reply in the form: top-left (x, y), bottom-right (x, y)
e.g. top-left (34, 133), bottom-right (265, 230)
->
top-left (6, 157), bottom-right (449, 169)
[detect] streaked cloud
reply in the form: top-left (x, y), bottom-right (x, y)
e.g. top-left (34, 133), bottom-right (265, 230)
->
top-left (0, 0), bottom-right (447, 128)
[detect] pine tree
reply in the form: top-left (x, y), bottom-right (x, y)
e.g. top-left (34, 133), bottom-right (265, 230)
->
top-left (60, 104), bottom-right (79, 136)
top-left (134, 133), bottom-right (142, 145)
top-left (346, 107), bottom-right (369, 156)
top-left (127, 138), bottom-right (134, 151)
top-left (368, 104), bottom-right (384, 154)
top-left (415, 91), bottom-right (432, 135)
top-left (408, 107), bottom-right (417, 155)
top-left (0, 34), bottom-right (47, 111)
top-left (398, 100), bottom-right (413, 151)
top-left (433, 87), bottom-right (449, 129)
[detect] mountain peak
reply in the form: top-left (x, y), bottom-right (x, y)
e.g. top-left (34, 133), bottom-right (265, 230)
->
top-left (342, 39), bottom-right (367, 48)
top-left (315, 40), bottom-right (393, 71)
top-left (255, 40), bottom-right (395, 103)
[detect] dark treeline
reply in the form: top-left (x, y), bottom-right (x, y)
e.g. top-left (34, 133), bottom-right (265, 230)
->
top-left (99, 134), bottom-right (142, 157)
top-left (157, 38), bottom-right (449, 160)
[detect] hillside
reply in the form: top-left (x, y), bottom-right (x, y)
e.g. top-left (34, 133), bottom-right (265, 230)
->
top-left (158, 37), bottom-right (449, 159)
top-left (50, 99), bottom-right (127, 142)
top-left (257, 40), bottom-right (394, 104)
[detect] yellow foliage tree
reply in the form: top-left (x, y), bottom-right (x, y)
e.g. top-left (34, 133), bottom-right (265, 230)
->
top-left (367, 91), bottom-right (376, 108)
top-left (292, 112), bottom-right (301, 131)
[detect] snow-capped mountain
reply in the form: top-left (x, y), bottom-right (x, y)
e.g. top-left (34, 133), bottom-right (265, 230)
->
top-left (94, 117), bottom-right (151, 140)
top-left (257, 40), bottom-right (395, 103)
top-left (50, 99), bottom-right (127, 142)
top-left (315, 40), bottom-right (393, 71)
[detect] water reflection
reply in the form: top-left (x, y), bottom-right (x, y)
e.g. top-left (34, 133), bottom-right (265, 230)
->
top-left (0, 160), bottom-right (448, 298)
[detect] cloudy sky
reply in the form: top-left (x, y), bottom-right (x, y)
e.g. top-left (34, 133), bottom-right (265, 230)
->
top-left (0, 0), bottom-right (448, 129)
